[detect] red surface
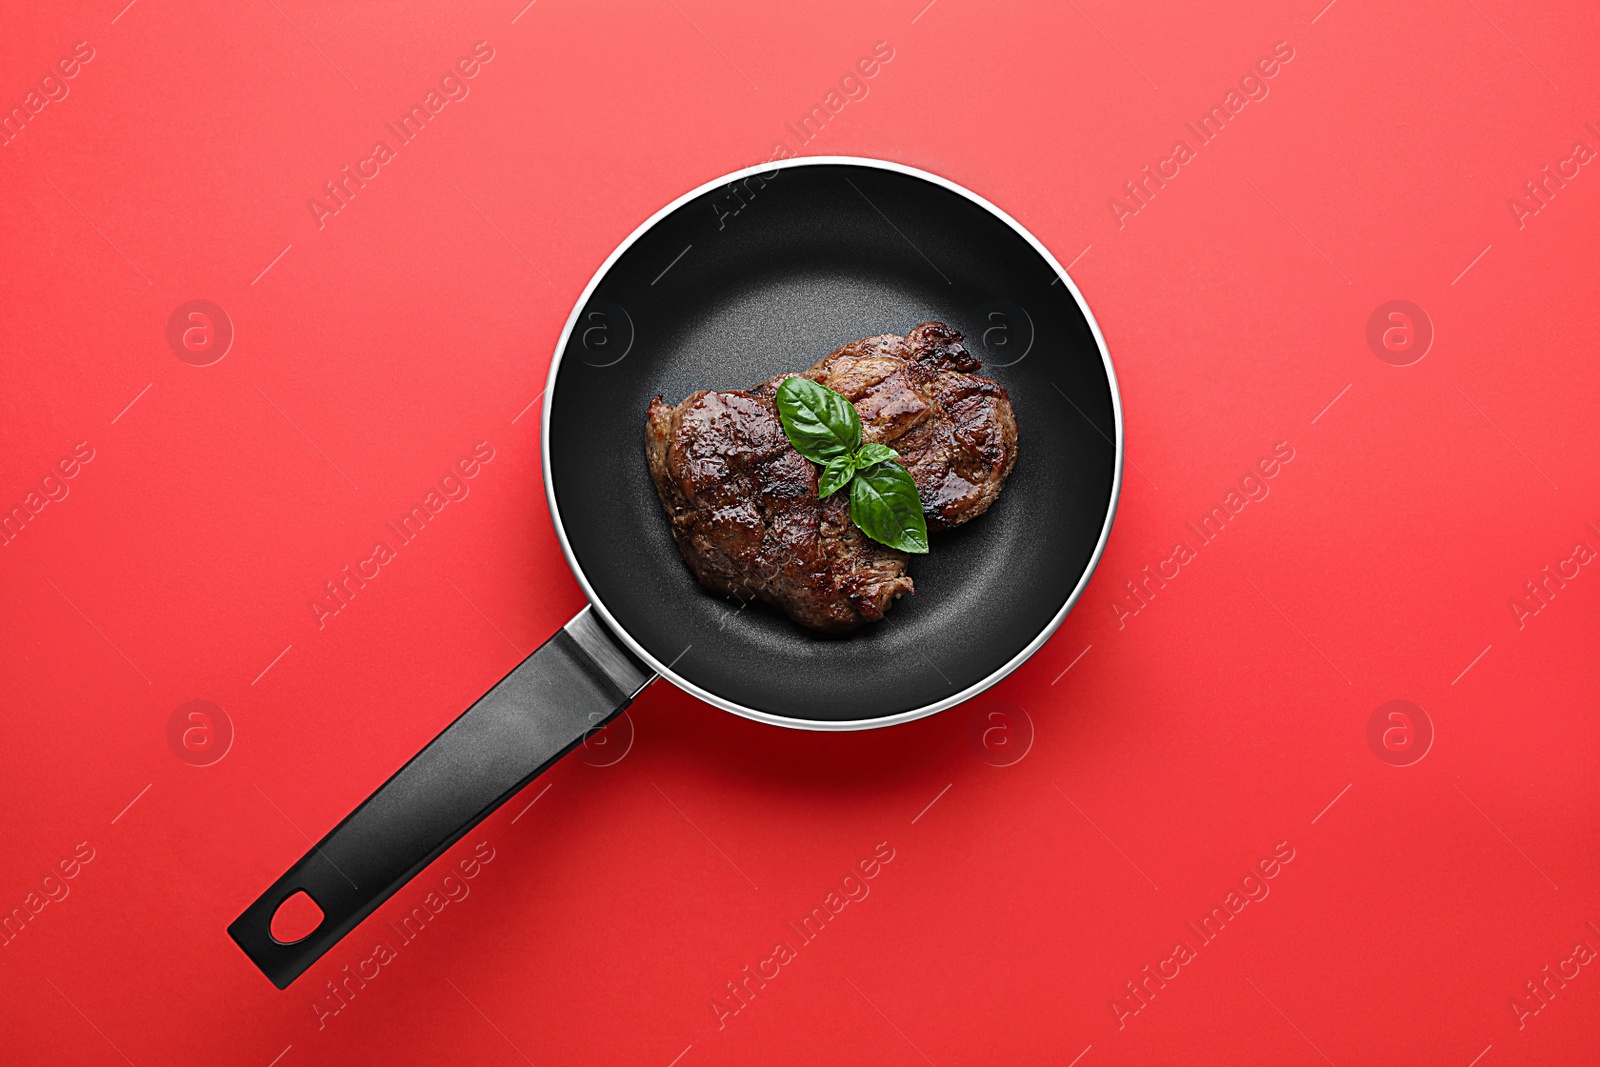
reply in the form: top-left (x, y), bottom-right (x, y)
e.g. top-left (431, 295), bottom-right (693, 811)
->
top-left (2, 1), bottom-right (1597, 1064)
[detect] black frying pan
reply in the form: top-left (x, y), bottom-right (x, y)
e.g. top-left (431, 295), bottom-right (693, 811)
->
top-left (229, 157), bottom-right (1122, 988)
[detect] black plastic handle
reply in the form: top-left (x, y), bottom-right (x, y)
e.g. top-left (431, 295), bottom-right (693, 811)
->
top-left (228, 607), bottom-right (654, 988)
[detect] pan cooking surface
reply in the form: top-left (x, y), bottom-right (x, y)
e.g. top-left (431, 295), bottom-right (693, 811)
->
top-left (547, 161), bottom-right (1117, 725)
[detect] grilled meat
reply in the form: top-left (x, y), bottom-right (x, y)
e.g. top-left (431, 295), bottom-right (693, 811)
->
top-left (645, 389), bottom-right (914, 632)
top-left (645, 323), bottom-right (1017, 632)
top-left (753, 321), bottom-right (1018, 531)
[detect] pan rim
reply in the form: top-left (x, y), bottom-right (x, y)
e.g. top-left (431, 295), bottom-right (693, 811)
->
top-left (542, 155), bottom-right (1123, 731)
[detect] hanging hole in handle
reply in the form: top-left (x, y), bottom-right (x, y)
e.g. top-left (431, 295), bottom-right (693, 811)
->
top-left (269, 890), bottom-right (325, 944)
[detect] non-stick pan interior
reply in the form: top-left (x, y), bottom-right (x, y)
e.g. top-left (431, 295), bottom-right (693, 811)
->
top-left (547, 161), bottom-right (1117, 725)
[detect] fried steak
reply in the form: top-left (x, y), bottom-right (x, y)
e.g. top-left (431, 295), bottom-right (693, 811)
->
top-left (645, 322), bottom-right (1017, 632)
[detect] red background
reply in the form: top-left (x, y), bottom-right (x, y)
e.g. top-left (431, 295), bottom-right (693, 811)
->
top-left (3, 1), bottom-right (1598, 1064)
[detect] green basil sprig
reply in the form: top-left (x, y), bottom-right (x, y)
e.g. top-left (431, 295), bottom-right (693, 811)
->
top-left (775, 377), bottom-right (930, 554)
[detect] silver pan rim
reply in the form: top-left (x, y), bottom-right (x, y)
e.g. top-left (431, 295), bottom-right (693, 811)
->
top-left (541, 155), bottom-right (1123, 732)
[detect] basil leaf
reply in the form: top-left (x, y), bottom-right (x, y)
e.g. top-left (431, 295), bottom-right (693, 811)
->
top-left (849, 460), bottom-right (929, 554)
top-left (853, 442), bottom-right (897, 467)
top-left (777, 379), bottom-right (927, 552)
top-left (776, 377), bottom-right (861, 462)
top-left (817, 455), bottom-right (856, 498)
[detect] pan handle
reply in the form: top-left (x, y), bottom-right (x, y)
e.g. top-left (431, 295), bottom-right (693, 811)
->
top-left (228, 606), bottom-right (654, 988)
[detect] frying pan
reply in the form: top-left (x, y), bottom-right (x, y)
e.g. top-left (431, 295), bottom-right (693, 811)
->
top-left (229, 156), bottom-right (1122, 988)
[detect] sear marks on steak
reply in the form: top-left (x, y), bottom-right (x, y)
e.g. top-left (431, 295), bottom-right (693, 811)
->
top-left (752, 322), bottom-right (1018, 531)
top-left (645, 322), bottom-right (1017, 632)
top-left (645, 389), bottom-right (914, 633)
